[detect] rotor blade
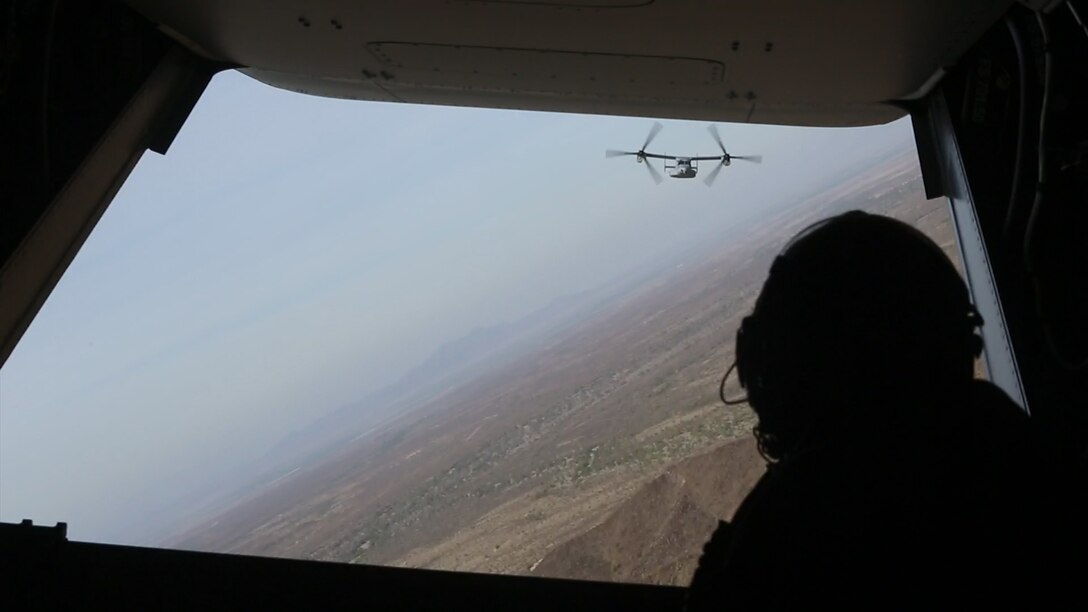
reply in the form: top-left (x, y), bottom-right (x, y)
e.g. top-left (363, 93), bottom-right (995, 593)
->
top-left (642, 122), bottom-right (664, 151)
top-left (733, 155), bottom-right (763, 164)
top-left (644, 160), bottom-right (664, 184)
top-left (605, 149), bottom-right (636, 158)
top-left (703, 161), bottom-right (726, 186)
top-left (707, 124), bottom-right (727, 155)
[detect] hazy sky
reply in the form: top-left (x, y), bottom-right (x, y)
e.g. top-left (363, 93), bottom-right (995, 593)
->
top-left (0, 70), bottom-right (913, 542)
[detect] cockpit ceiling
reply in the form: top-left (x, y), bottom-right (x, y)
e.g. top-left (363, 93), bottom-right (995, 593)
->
top-left (124, 0), bottom-right (1014, 127)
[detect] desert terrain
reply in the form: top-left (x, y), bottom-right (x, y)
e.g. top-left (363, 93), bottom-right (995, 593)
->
top-left (172, 147), bottom-right (956, 585)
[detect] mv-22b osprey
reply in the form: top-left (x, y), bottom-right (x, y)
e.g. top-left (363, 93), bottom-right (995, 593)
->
top-left (606, 122), bottom-right (762, 186)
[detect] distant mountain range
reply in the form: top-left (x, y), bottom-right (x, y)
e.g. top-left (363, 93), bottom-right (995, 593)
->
top-left (256, 287), bottom-right (609, 481)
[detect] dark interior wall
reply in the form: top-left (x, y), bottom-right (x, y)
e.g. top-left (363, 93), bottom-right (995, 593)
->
top-left (0, 1), bottom-right (223, 367)
top-left (0, 1), bottom-right (168, 265)
top-left (923, 3), bottom-right (1088, 458)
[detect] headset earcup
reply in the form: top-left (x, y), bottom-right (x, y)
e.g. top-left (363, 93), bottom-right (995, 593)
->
top-left (971, 333), bottom-right (983, 357)
top-left (735, 316), bottom-right (755, 390)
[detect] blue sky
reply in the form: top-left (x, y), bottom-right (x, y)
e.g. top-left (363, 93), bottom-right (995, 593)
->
top-left (0, 70), bottom-right (914, 542)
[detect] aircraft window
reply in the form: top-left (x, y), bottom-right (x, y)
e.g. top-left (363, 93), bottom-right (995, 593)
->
top-left (0, 70), bottom-right (963, 584)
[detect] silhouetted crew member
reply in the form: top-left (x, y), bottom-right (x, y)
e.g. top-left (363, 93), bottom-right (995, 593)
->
top-left (687, 211), bottom-right (1084, 610)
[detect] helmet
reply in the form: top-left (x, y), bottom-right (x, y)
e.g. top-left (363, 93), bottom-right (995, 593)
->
top-left (735, 211), bottom-right (982, 460)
